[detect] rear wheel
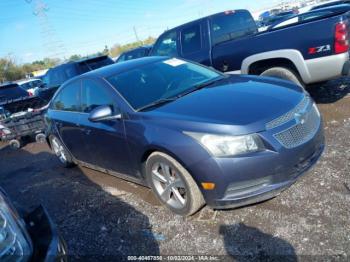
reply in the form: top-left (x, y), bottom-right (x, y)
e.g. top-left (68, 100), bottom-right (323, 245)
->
top-left (35, 133), bottom-right (46, 144)
top-left (9, 139), bottom-right (21, 150)
top-left (260, 67), bottom-right (305, 88)
top-left (50, 136), bottom-right (75, 168)
top-left (145, 152), bottom-right (205, 216)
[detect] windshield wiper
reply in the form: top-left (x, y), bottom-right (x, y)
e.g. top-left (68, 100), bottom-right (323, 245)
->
top-left (175, 76), bottom-right (225, 99)
top-left (137, 97), bottom-right (177, 112)
top-left (137, 77), bottom-right (225, 112)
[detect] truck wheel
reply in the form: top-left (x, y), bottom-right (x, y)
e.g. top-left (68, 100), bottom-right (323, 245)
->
top-left (50, 136), bottom-right (75, 168)
top-left (9, 139), bottom-right (21, 150)
top-left (260, 67), bottom-right (305, 88)
top-left (35, 133), bottom-right (46, 144)
top-left (145, 152), bottom-right (205, 216)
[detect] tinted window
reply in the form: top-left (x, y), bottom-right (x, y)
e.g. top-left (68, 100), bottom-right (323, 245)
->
top-left (81, 56), bottom-right (114, 71)
top-left (124, 48), bottom-right (148, 61)
top-left (107, 58), bottom-right (222, 110)
top-left (117, 54), bottom-right (126, 63)
top-left (181, 25), bottom-right (201, 54)
top-left (20, 83), bottom-right (31, 90)
top-left (52, 80), bottom-right (81, 112)
top-left (151, 31), bottom-right (178, 57)
top-left (46, 67), bottom-right (70, 86)
top-left (211, 11), bottom-right (257, 45)
top-left (81, 79), bottom-right (115, 113)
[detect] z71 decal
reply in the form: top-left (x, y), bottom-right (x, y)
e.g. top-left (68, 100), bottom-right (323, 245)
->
top-left (308, 45), bottom-right (331, 54)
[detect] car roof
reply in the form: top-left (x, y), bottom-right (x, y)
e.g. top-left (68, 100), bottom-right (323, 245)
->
top-left (311, 0), bottom-right (348, 9)
top-left (270, 4), bottom-right (350, 28)
top-left (0, 82), bottom-right (19, 88)
top-left (158, 9), bottom-right (249, 35)
top-left (81, 56), bottom-right (167, 79)
top-left (16, 78), bottom-right (41, 85)
top-left (311, 3), bottom-right (350, 12)
top-left (51, 55), bottom-right (111, 70)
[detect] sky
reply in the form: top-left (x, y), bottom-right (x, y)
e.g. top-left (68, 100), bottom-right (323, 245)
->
top-left (0, 0), bottom-right (281, 64)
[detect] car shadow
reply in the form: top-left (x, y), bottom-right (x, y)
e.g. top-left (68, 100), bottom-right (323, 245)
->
top-left (0, 144), bottom-right (160, 261)
top-left (307, 77), bottom-right (350, 104)
top-left (220, 223), bottom-right (297, 261)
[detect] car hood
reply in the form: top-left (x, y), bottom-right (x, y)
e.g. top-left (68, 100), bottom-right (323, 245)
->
top-left (141, 75), bottom-right (305, 134)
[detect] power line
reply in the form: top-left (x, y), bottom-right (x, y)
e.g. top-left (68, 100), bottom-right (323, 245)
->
top-left (25, 0), bottom-right (67, 59)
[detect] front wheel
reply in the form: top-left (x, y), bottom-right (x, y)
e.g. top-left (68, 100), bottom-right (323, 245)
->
top-left (260, 67), bottom-right (305, 88)
top-left (145, 152), bottom-right (205, 216)
top-left (50, 136), bottom-right (75, 168)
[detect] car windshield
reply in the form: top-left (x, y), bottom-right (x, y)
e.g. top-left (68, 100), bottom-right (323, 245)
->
top-left (107, 59), bottom-right (223, 110)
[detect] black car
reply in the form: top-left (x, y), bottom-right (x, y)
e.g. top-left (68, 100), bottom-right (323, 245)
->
top-left (39, 55), bottom-right (114, 102)
top-left (0, 187), bottom-right (67, 261)
top-left (310, 0), bottom-right (350, 10)
top-left (0, 83), bottom-right (29, 103)
top-left (115, 45), bottom-right (153, 63)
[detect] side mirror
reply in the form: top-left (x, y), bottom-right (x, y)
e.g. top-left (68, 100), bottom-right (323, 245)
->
top-left (88, 105), bottom-right (122, 122)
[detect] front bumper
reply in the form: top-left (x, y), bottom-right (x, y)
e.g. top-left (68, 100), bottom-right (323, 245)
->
top-left (187, 109), bottom-right (325, 209)
top-left (25, 206), bottom-right (67, 262)
top-left (210, 142), bottom-right (324, 209)
top-left (305, 52), bottom-right (350, 83)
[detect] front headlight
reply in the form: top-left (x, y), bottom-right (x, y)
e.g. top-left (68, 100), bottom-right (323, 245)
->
top-left (0, 193), bottom-right (32, 261)
top-left (185, 132), bottom-right (264, 157)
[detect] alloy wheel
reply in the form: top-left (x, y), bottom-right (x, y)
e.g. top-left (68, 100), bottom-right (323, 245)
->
top-left (51, 137), bottom-right (67, 164)
top-left (151, 162), bottom-right (187, 209)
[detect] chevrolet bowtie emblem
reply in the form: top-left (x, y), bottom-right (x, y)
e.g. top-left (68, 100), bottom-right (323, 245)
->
top-left (295, 112), bottom-right (306, 125)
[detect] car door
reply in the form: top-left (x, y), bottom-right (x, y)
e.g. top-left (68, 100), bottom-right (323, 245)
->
top-left (79, 77), bottom-right (133, 176)
top-left (179, 21), bottom-right (211, 66)
top-left (50, 79), bottom-right (85, 159)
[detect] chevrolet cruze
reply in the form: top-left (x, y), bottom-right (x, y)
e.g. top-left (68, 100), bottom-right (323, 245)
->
top-left (45, 57), bottom-right (325, 216)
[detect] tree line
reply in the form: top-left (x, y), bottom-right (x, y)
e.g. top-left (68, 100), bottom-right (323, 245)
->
top-left (0, 36), bottom-right (156, 83)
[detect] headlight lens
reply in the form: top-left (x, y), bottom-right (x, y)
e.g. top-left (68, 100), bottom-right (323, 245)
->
top-left (185, 132), bottom-right (264, 157)
top-left (0, 193), bottom-right (32, 261)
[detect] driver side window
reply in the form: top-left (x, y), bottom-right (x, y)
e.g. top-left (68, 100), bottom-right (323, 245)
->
top-left (151, 30), bottom-right (178, 57)
top-left (81, 79), bottom-right (116, 114)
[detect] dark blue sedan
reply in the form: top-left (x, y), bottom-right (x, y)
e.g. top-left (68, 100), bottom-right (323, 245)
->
top-left (45, 57), bottom-right (325, 216)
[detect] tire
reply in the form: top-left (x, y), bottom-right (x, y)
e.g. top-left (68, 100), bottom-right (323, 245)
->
top-left (260, 67), bottom-right (305, 88)
top-left (145, 152), bottom-right (205, 216)
top-left (9, 139), bottom-right (21, 150)
top-left (35, 133), bottom-right (46, 144)
top-left (49, 135), bottom-right (75, 168)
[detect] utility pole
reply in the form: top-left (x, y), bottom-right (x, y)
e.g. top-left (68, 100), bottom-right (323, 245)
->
top-left (25, 0), bottom-right (66, 59)
top-left (133, 26), bottom-right (141, 43)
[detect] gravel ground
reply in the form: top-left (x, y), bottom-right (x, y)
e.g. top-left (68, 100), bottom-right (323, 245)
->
top-left (0, 79), bottom-right (349, 261)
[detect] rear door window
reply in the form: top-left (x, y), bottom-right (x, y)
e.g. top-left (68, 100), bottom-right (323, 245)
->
top-left (181, 24), bottom-right (202, 54)
top-left (52, 80), bottom-right (81, 112)
top-left (81, 79), bottom-right (115, 114)
top-left (47, 67), bottom-right (69, 87)
top-left (210, 10), bottom-right (257, 45)
top-left (151, 30), bottom-right (178, 57)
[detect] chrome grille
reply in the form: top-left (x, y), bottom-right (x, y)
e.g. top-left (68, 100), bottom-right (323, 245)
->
top-left (266, 96), bottom-right (310, 130)
top-left (274, 104), bottom-right (320, 149)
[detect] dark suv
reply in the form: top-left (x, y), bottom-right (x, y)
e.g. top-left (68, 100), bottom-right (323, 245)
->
top-left (39, 55), bottom-right (114, 102)
top-left (115, 46), bottom-right (152, 63)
